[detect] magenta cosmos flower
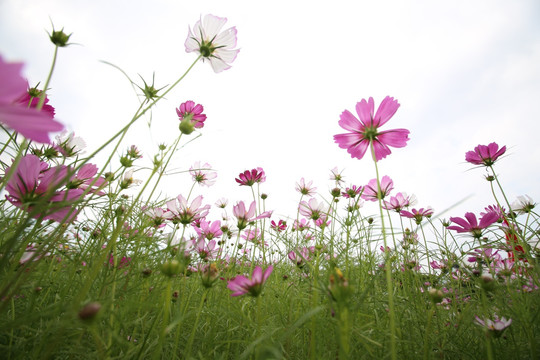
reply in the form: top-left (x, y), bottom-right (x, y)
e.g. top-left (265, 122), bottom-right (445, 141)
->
top-left (0, 56), bottom-right (64, 143)
top-left (400, 207), bottom-right (434, 224)
top-left (5, 154), bottom-right (84, 222)
top-left (465, 142), bottom-right (506, 166)
top-left (177, 101), bottom-right (206, 134)
top-left (185, 14), bottom-right (239, 73)
top-left (334, 96), bottom-right (410, 161)
top-left (235, 167), bottom-right (265, 186)
top-left (362, 176), bottom-right (394, 201)
top-left (227, 265), bottom-right (273, 297)
top-left (447, 212), bottom-right (499, 239)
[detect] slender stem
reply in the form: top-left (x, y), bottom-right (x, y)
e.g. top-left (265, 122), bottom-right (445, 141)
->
top-left (370, 142), bottom-right (397, 360)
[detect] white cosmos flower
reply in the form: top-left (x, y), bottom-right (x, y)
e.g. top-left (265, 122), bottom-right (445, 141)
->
top-left (185, 14), bottom-right (239, 73)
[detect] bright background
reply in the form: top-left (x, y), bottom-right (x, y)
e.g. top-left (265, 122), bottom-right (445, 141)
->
top-left (1, 0), bottom-right (539, 225)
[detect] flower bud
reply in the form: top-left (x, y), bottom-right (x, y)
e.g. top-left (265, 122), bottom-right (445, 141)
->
top-left (179, 118), bottom-right (195, 134)
top-left (161, 259), bottom-right (182, 277)
top-left (49, 27), bottom-right (72, 47)
top-left (428, 288), bottom-right (444, 304)
top-left (78, 302), bottom-right (101, 321)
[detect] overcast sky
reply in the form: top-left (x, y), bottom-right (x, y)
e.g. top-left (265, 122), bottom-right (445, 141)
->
top-left (1, 0), bottom-right (539, 228)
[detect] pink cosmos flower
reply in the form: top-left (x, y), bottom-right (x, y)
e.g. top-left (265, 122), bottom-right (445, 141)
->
top-left (232, 200), bottom-right (272, 230)
top-left (235, 168), bottom-right (265, 186)
top-left (15, 88), bottom-right (56, 119)
top-left (299, 198), bottom-right (328, 222)
top-left (194, 220), bottom-right (223, 240)
top-left (293, 218), bottom-right (311, 231)
top-left (465, 142), bottom-right (506, 166)
top-left (288, 247), bottom-right (315, 267)
top-left (0, 56), bottom-right (64, 143)
top-left (67, 163), bottom-right (107, 196)
top-left (334, 96), bottom-right (410, 161)
top-left (480, 204), bottom-right (506, 222)
top-left (383, 192), bottom-right (416, 212)
top-left (177, 100), bottom-right (206, 129)
top-left (295, 177), bottom-right (317, 196)
top-left (144, 207), bottom-right (173, 228)
top-left (400, 207), bottom-right (434, 224)
top-left (329, 167), bottom-right (345, 185)
top-left (341, 185), bottom-right (363, 199)
top-left (5, 154), bottom-right (83, 222)
top-left (189, 161), bottom-right (217, 186)
top-left (474, 315), bottom-right (512, 337)
top-left (362, 176), bottom-right (394, 201)
top-left (227, 265), bottom-right (273, 297)
top-left (166, 194), bottom-right (210, 225)
top-left (241, 228), bottom-right (268, 247)
top-left (447, 212), bottom-right (499, 239)
top-left (185, 14), bottom-right (239, 73)
top-left (195, 239), bottom-right (219, 261)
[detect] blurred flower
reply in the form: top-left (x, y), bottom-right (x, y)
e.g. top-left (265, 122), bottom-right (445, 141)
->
top-left (295, 177), bottom-right (317, 196)
top-left (447, 212), bottom-right (499, 239)
top-left (480, 204), bottom-right (506, 222)
top-left (329, 167), bottom-right (345, 185)
top-left (334, 96), bottom-right (409, 161)
top-left (465, 142), bottom-right (506, 166)
top-left (15, 87), bottom-right (55, 119)
top-left (342, 185), bottom-right (363, 199)
top-left (511, 195), bottom-right (535, 215)
top-left (54, 131), bottom-right (86, 157)
top-left (185, 14), bottom-right (239, 73)
top-left (0, 56), bottom-right (64, 143)
top-left (235, 168), bottom-right (265, 186)
top-left (383, 192), bottom-right (416, 212)
top-left (195, 239), bottom-right (219, 261)
top-left (66, 163), bottom-right (107, 196)
top-left (362, 176), bottom-right (394, 201)
top-left (474, 315), bottom-right (512, 337)
top-left (194, 220), bottom-right (223, 240)
top-left (215, 197), bottom-right (228, 208)
top-left (190, 161), bottom-right (217, 187)
top-left (400, 207), bottom-right (434, 224)
top-left (5, 154), bottom-right (83, 222)
top-left (227, 265), bottom-right (273, 297)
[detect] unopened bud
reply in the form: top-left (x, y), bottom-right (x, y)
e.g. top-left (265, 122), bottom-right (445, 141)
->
top-left (78, 302), bottom-right (101, 321)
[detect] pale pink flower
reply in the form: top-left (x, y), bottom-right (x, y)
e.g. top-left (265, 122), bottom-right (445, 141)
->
top-left (465, 142), bottom-right (506, 166)
top-left (334, 96), bottom-right (409, 161)
top-left (195, 239), bottom-right (219, 261)
top-left (329, 167), bottom-right (345, 185)
top-left (194, 220), bottom-right (223, 240)
top-left (474, 315), bottom-right (512, 337)
top-left (295, 177), bottom-right (317, 196)
top-left (510, 195), bottom-right (535, 215)
top-left (383, 192), bottom-right (416, 212)
top-left (362, 176), bottom-right (394, 201)
top-left (215, 197), bottom-right (228, 208)
top-left (227, 265), bottom-right (273, 297)
top-left (144, 207), bottom-right (173, 228)
top-left (299, 198), bottom-right (328, 222)
top-left (185, 14), bottom-right (239, 73)
top-left (54, 131), bottom-right (86, 157)
top-left (190, 161), bottom-right (217, 186)
top-left (0, 56), bottom-right (64, 143)
top-left (232, 200), bottom-right (272, 230)
top-left (166, 194), bottom-right (210, 225)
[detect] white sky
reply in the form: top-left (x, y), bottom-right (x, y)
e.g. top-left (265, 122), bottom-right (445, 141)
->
top-left (1, 0), bottom-right (540, 228)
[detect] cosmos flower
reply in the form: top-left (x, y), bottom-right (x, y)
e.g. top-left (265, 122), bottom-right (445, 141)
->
top-left (185, 14), bottom-right (239, 73)
top-left (299, 198), bottom-right (328, 222)
top-left (510, 195), bottom-right (535, 215)
top-left (474, 315), bottom-right (512, 337)
top-left (362, 176), bottom-right (394, 201)
top-left (295, 177), bottom-right (317, 196)
top-left (232, 200), bottom-right (272, 230)
top-left (166, 194), bottom-right (210, 225)
top-left (383, 192), bottom-right (417, 212)
top-left (0, 55), bottom-right (64, 143)
top-left (235, 168), bottom-right (266, 186)
top-left (400, 207), bottom-right (434, 224)
top-left (334, 96), bottom-right (410, 161)
top-left (227, 265), bottom-right (273, 297)
top-left (447, 212), bottom-right (499, 239)
top-left (190, 161), bottom-right (217, 187)
top-left (465, 142), bottom-right (506, 166)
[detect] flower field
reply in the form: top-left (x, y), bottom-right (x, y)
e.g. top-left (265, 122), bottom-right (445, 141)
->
top-left (1, 14), bottom-right (539, 360)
